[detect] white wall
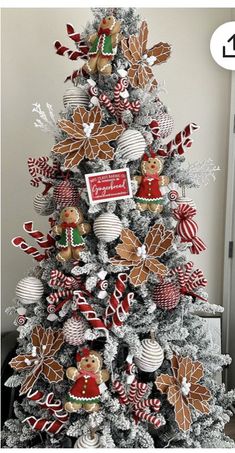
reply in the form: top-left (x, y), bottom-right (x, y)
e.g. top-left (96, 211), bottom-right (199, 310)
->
top-left (2, 8), bottom-right (232, 333)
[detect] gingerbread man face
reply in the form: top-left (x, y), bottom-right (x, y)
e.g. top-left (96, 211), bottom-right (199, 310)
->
top-left (59, 207), bottom-right (83, 224)
top-left (141, 157), bottom-right (164, 176)
top-left (77, 351), bottom-right (102, 374)
top-left (99, 16), bottom-right (120, 33)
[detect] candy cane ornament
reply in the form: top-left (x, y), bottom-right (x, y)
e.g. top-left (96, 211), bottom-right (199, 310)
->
top-left (128, 378), bottom-right (138, 403)
top-left (104, 274), bottom-right (133, 329)
top-left (23, 221), bottom-right (55, 249)
top-left (111, 293), bottom-right (134, 328)
top-left (171, 261), bottom-right (207, 301)
top-left (24, 389), bottom-right (69, 434)
top-left (27, 157), bottom-right (59, 188)
top-left (113, 379), bottom-right (163, 429)
top-left (73, 291), bottom-right (108, 333)
top-left (113, 380), bottom-right (129, 405)
top-left (166, 123), bottom-right (199, 155)
top-left (134, 409), bottom-right (162, 428)
top-left (11, 237), bottom-right (46, 262)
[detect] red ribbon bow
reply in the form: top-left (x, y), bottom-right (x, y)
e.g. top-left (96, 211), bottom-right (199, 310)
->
top-left (144, 174), bottom-right (160, 181)
top-left (98, 27), bottom-right (111, 36)
top-left (61, 222), bottom-right (77, 229)
top-left (76, 348), bottom-right (90, 362)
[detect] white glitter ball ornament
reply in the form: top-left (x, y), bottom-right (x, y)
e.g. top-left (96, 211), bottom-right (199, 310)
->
top-left (116, 129), bottom-right (146, 161)
top-left (93, 213), bottom-right (122, 243)
top-left (175, 196), bottom-right (196, 210)
top-left (63, 87), bottom-right (89, 110)
top-left (74, 433), bottom-right (100, 448)
top-left (63, 316), bottom-right (87, 346)
top-left (15, 277), bottom-right (44, 304)
top-left (33, 193), bottom-right (55, 216)
top-left (134, 338), bottom-right (164, 372)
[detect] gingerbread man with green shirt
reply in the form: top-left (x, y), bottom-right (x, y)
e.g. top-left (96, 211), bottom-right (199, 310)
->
top-left (52, 206), bottom-right (91, 262)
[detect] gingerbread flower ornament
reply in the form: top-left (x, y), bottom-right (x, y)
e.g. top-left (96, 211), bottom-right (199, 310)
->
top-left (155, 354), bottom-right (212, 431)
top-left (9, 325), bottom-right (64, 395)
top-left (121, 21), bottom-right (171, 89)
top-left (52, 105), bottom-right (124, 169)
top-left (110, 223), bottom-right (174, 286)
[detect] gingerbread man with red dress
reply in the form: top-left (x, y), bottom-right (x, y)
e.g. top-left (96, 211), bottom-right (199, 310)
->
top-left (134, 150), bottom-right (169, 213)
top-left (64, 348), bottom-right (109, 413)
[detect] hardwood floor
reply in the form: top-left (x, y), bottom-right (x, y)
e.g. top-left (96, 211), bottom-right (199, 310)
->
top-left (225, 416), bottom-right (235, 441)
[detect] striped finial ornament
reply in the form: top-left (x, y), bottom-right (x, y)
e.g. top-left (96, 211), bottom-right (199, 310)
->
top-left (93, 213), bottom-right (122, 243)
top-left (63, 86), bottom-right (89, 110)
top-left (116, 129), bottom-right (146, 161)
top-left (15, 277), bottom-right (44, 304)
top-left (134, 338), bottom-right (164, 372)
top-left (153, 282), bottom-right (181, 310)
top-left (74, 433), bottom-right (100, 448)
top-left (33, 193), bottom-right (55, 216)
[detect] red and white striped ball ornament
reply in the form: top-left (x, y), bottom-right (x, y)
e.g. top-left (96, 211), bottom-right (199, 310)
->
top-left (153, 282), bottom-right (181, 310)
top-left (63, 315), bottom-right (87, 346)
top-left (33, 193), bottom-right (55, 216)
top-left (15, 277), bottom-right (44, 304)
top-left (53, 181), bottom-right (79, 208)
top-left (150, 113), bottom-right (174, 140)
top-left (134, 338), bottom-right (164, 372)
top-left (63, 86), bottom-right (89, 110)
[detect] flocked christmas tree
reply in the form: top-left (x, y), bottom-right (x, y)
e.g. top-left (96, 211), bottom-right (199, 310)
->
top-left (2, 7), bottom-right (235, 449)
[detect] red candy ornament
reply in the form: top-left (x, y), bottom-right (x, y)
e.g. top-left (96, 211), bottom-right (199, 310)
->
top-left (173, 204), bottom-right (206, 255)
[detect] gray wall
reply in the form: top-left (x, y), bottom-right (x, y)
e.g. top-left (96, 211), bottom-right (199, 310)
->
top-left (2, 8), bottom-right (233, 333)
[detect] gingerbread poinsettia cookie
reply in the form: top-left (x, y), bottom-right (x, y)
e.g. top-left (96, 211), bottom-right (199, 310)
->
top-left (155, 354), bottom-right (212, 431)
top-left (110, 223), bottom-right (174, 286)
top-left (121, 21), bottom-right (171, 89)
top-left (52, 105), bottom-right (124, 168)
top-left (9, 325), bottom-right (64, 395)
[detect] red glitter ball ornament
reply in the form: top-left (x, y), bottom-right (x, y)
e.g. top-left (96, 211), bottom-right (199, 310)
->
top-left (53, 181), bottom-right (79, 208)
top-left (153, 282), bottom-right (181, 310)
